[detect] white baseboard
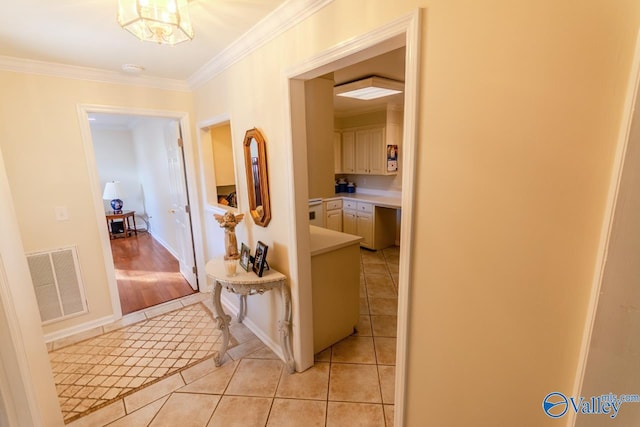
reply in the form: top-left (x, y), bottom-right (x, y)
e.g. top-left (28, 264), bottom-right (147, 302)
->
top-left (43, 314), bottom-right (116, 343)
top-left (149, 232), bottom-right (180, 260)
top-left (220, 297), bottom-right (286, 361)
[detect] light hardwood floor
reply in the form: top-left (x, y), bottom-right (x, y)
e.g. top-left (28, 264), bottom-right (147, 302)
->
top-left (110, 232), bottom-right (196, 315)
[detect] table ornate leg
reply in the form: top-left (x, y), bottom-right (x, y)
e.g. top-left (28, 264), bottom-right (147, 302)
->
top-left (238, 295), bottom-right (247, 323)
top-left (212, 281), bottom-right (231, 366)
top-left (278, 282), bottom-right (295, 373)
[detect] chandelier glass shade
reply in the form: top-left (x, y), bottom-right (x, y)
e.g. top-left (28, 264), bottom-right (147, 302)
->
top-left (117, 0), bottom-right (194, 45)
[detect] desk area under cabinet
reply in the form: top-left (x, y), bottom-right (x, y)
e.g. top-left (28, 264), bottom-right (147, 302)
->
top-left (322, 193), bottom-right (400, 250)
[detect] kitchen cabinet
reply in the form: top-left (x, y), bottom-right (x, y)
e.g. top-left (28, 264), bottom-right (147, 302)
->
top-left (356, 211), bottom-right (374, 248)
top-left (355, 202), bottom-right (374, 248)
top-left (310, 226), bottom-right (362, 353)
top-left (341, 131), bottom-right (355, 174)
top-left (334, 105), bottom-right (402, 176)
top-left (324, 199), bottom-right (342, 232)
top-left (335, 126), bottom-right (395, 176)
top-left (343, 199), bottom-right (396, 250)
top-left (334, 131), bottom-right (343, 174)
top-left (342, 209), bottom-right (357, 235)
top-left (354, 128), bottom-right (385, 175)
top-left (342, 200), bottom-right (357, 235)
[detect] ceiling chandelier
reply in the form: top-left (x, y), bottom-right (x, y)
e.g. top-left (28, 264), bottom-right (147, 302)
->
top-left (117, 0), bottom-right (194, 45)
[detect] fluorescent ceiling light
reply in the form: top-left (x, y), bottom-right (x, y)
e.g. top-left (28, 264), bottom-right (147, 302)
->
top-left (334, 77), bottom-right (404, 100)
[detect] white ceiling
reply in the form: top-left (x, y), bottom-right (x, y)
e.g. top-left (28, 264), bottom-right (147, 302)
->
top-left (0, 0), bottom-right (288, 81)
top-left (1, 0), bottom-right (406, 114)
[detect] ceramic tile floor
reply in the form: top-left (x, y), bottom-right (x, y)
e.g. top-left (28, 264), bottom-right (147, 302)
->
top-left (57, 246), bottom-right (399, 426)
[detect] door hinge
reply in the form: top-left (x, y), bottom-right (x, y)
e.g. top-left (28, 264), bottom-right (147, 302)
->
top-left (177, 138), bottom-right (183, 148)
top-left (185, 204), bottom-right (190, 213)
top-left (192, 266), bottom-right (197, 274)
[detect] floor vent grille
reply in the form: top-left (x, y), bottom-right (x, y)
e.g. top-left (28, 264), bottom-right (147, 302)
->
top-left (26, 246), bottom-right (87, 324)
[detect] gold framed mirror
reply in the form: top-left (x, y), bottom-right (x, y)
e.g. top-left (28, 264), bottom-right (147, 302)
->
top-left (243, 128), bottom-right (271, 227)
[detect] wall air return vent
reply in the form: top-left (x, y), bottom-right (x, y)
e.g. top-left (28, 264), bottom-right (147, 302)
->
top-left (26, 246), bottom-right (87, 324)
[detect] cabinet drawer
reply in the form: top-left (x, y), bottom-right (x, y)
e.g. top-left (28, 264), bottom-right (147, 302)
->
top-left (343, 200), bottom-right (357, 210)
top-left (357, 202), bottom-right (373, 213)
top-left (324, 200), bottom-right (342, 211)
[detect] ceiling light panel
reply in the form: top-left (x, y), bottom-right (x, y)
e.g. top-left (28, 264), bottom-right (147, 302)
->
top-left (334, 76), bottom-right (404, 100)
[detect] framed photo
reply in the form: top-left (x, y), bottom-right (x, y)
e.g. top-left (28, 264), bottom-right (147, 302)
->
top-left (239, 243), bottom-right (251, 271)
top-left (252, 241), bottom-right (269, 277)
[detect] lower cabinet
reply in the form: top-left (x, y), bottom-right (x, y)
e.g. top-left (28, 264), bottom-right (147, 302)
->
top-left (343, 209), bottom-right (357, 235)
top-left (324, 199), bottom-right (343, 232)
top-left (343, 200), bottom-right (397, 250)
top-left (326, 209), bottom-right (342, 232)
top-left (356, 211), bottom-right (374, 248)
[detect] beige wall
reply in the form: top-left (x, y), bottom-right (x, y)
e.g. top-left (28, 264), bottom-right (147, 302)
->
top-left (306, 77), bottom-right (336, 199)
top-left (0, 0), bottom-right (639, 424)
top-left (0, 71), bottom-right (194, 335)
top-left (0, 147), bottom-right (63, 425)
top-left (211, 123), bottom-right (235, 187)
top-left (192, 0), bottom-right (640, 425)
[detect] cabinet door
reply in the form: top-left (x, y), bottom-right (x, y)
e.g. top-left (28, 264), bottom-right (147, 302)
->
top-left (341, 131), bottom-right (356, 173)
top-left (354, 130), bottom-right (370, 174)
top-left (343, 210), bottom-right (357, 235)
top-left (368, 127), bottom-right (386, 175)
top-left (356, 212), bottom-right (374, 248)
top-left (326, 210), bottom-right (342, 232)
top-left (334, 131), bottom-right (342, 174)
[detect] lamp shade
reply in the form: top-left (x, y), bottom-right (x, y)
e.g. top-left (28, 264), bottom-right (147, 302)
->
top-left (102, 182), bottom-right (122, 200)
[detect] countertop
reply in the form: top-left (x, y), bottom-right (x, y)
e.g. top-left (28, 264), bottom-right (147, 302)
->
top-left (323, 192), bottom-right (401, 209)
top-left (309, 225), bottom-right (363, 257)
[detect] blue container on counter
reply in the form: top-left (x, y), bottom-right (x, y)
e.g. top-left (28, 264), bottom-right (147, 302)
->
top-left (338, 182), bottom-right (347, 193)
top-left (347, 184), bottom-right (356, 193)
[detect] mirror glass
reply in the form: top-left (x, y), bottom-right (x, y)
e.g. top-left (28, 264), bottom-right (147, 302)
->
top-left (243, 128), bottom-right (271, 227)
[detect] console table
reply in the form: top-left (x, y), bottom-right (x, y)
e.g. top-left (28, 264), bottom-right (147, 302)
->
top-left (205, 258), bottom-right (295, 373)
top-left (105, 210), bottom-right (137, 239)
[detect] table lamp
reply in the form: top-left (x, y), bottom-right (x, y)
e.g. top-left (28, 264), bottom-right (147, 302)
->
top-left (103, 181), bottom-right (123, 213)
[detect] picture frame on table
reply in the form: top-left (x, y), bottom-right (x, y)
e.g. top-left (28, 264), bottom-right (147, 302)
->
top-left (239, 243), bottom-right (251, 271)
top-left (252, 241), bottom-right (269, 277)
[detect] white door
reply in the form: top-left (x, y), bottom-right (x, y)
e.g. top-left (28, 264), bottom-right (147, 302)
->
top-left (164, 121), bottom-right (197, 290)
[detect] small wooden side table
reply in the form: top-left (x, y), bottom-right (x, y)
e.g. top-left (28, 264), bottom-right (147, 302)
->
top-left (105, 210), bottom-right (137, 239)
top-left (205, 258), bottom-right (295, 373)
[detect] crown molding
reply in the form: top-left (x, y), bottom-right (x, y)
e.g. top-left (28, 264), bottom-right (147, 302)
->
top-left (0, 0), bottom-right (333, 92)
top-left (187, 0), bottom-right (334, 89)
top-left (0, 55), bottom-right (190, 92)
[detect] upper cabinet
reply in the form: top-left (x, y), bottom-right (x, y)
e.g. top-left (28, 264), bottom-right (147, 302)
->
top-left (354, 127), bottom-right (385, 174)
top-left (339, 130), bottom-right (356, 174)
top-left (334, 104), bottom-right (402, 176)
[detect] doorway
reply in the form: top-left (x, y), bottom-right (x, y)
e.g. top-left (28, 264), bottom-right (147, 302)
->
top-left (78, 107), bottom-right (205, 317)
top-left (576, 35), bottom-right (640, 426)
top-left (284, 11), bottom-right (420, 427)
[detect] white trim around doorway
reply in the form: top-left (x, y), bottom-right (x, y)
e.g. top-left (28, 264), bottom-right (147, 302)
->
top-left (282, 9), bottom-right (421, 427)
top-left (571, 29), bottom-right (640, 427)
top-left (76, 104), bottom-right (206, 322)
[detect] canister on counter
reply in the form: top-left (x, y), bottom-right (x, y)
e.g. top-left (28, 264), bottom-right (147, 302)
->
top-left (338, 178), bottom-right (347, 193)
